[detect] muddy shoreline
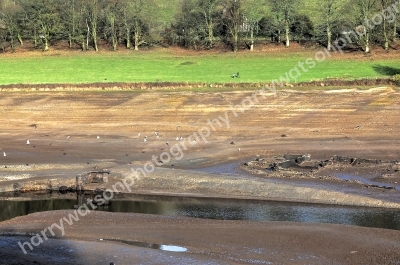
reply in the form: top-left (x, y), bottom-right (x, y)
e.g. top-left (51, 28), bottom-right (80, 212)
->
top-left (1, 88), bottom-right (400, 264)
top-left (1, 212), bottom-right (400, 265)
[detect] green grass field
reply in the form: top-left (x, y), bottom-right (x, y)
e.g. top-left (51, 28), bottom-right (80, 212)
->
top-left (0, 49), bottom-right (399, 85)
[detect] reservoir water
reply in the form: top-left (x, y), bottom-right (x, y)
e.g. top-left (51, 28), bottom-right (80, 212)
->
top-left (0, 192), bottom-right (399, 230)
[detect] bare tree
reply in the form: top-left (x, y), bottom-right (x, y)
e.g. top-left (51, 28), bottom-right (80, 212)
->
top-left (19, 0), bottom-right (63, 51)
top-left (103, 0), bottom-right (121, 51)
top-left (320, 0), bottom-right (343, 51)
top-left (0, 1), bottom-right (23, 51)
top-left (242, 0), bottom-right (265, 51)
top-left (128, 0), bottom-right (157, 51)
top-left (355, 0), bottom-right (377, 53)
top-left (196, 0), bottom-right (222, 49)
top-left (270, 0), bottom-right (296, 48)
top-left (222, 0), bottom-right (243, 52)
top-left (379, 0), bottom-right (396, 50)
top-left (85, 0), bottom-right (100, 51)
top-left (119, 0), bottom-right (133, 49)
top-left (60, 0), bottom-right (86, 49)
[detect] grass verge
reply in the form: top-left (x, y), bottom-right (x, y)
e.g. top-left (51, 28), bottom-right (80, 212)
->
top-left (0, 49), bottom-right (400, 85)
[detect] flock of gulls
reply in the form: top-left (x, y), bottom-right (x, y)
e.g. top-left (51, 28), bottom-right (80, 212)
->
top-left (132, 131), bottom-right (241, 151)
top-left (0, 124), bottom-right (108, 158)
top-left (0, 125), bottom-right (241, 159)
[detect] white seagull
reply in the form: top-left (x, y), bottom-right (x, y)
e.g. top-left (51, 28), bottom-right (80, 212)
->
top-left (0, 148), bottom-right (6, 157)
top-left (144, 136), bottom-right (148, 142)
top-left (176, 137), bottom-right (179, 141)
top-left (26, 140), bottom-right (30, 145)
top-left (97, 136), bottom-right (100, 139)
top-left (67, 136), bottom-right (70, 139)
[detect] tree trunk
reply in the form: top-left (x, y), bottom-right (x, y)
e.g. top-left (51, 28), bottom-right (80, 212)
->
top-left (327, 26), bottom-right (332, 51)
top-left (90, 0), bottom-right (99, 52)
top-left (92, 27), bottom-right (98, 51)
top-left (277, 29), bottom-right (281, 44)
top-left (109, 16), bottom-right (117, 51)
top-left (134, 31), bottom-right (139, 51)
top-left (33, 29), bottom-right (38, 48)
top-left (285, 20), bottom-right (290, 48)
top-left (126, 27), bottom-right (131, 49)
top-left (70, 0), bottom-right (76, 50)
top-left (204, 10), bottom-right (214, 49)
top-left (10, 35), bottom-right (14, 52)
top-left (250, 25), bottom-right (254, 51)
top-left (43, 38), bottom-right (49, 51)
top-left (208, 24), bottom-right (214, 48)
top-left (383, 18), bottom-right (389, 50)
top-left (384, 32), bottom-right (389, 50)
top-left (112, 35), bottom-right (117, 51)
top-left (17, 33), bottom-right (23, 46)
top-left (134, 20), bottom-right (140, 51)
top-left (233, 30), bottom-right (238, 52)
top-left (365, 32), bottom-right (370, 53)
top-left (86, 19), bottom-right (90, 49)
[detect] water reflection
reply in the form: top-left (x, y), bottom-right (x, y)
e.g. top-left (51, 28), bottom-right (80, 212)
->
top-left (0, 192), bottom-right (399, 230)
top-left (0, 198), bottom-right (76, 222)
top-left (105, 239), bottom-right (188, 253)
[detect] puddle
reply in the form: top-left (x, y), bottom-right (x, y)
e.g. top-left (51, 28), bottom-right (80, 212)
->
top-left (196, 162), bottom-right (240, 175)
top-left (335, 174), bottom-right (400, 191)
top-left (106, 239), bottom-right (187, 252)
top-left (160, 245), bottom-right (187, 252)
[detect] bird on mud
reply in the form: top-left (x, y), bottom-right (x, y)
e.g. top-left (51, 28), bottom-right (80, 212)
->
top-left (166, 142), bottom-right (169, 146)
top-left (97, 136), bottom-right (100, 139)
top-left (26, 140), bottom-right (30, 145)
top-left (144, 136), bottom-right (148, 142)
top-left (0, 148), bottom-right (6, 157)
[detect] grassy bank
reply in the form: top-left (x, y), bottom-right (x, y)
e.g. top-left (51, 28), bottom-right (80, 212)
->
top-left (0, 49), bottom-right (399, 85)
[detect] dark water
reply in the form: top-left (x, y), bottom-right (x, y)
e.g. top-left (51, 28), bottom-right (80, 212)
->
top-left (0, 193), bottom-right (399, 230)
top-left (197, 162), bottom-right (240, 175)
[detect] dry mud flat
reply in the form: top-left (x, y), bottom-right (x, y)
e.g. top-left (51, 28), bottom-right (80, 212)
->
top-left (0, 87), bottom-right (400, 264)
